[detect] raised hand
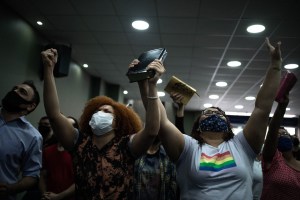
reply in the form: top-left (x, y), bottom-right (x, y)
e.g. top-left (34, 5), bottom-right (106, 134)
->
top-left (147, 59), bottom-right (165, 85)
top-left (128, 59), bottom-right (139, 68)
top-left (170, 92), bottom-right (184, 106)
top-left (265, 37), bottom-right (282, 62)
top-left (41, 48), bottom-right (58, 69)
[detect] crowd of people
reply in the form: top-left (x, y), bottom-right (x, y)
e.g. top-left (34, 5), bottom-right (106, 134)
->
top-left (1, 38), bottom-right (300, 200)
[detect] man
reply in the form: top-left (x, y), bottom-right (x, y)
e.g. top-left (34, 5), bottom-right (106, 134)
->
top-left (0, 80), bottom-right (42, 200)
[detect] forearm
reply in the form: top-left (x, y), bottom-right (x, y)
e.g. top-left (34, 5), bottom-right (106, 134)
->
top-left (43, 66), bottom-right (61, 119)
top-left (58, 184), bottom-right (75, 199)
top-left (138, 80), bottom-right (149, 110)
top-left (43, 65), bottom-right (75, 149)
top-left (144, 82), bottom-right (160, 137)
top-left (263, 103), bottom-right (287, 160)
top-left (255, 60), bottom-right (281, 112)
top-left (175, 116), bottom-right (185, 134)
top-left (7, 176), bottom-right (37, 194)
top-left (176, 104), bottom-right (184, 117)
top-left (269, 103), bottom-right (287, 133)
top-left (39, 170), bottom-right (47, 194)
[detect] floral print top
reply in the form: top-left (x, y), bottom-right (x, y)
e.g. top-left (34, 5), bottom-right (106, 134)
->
top-left (72, 134), bottom-right (135, 200)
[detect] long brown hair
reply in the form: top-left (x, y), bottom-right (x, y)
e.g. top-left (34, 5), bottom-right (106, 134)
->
top-left (190, 107), bottom-right (234, 145)
top-left (79, 96), bottom-right (143, 137)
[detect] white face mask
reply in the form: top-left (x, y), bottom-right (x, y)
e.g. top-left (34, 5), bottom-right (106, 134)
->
top-left (89, 111), bottom-right (114, 136)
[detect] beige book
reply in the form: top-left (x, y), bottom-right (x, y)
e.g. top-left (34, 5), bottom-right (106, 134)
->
top-left (164, 76), bottom-right (199, 105)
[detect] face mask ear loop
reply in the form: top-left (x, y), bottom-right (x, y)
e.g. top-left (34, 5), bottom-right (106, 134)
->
top-left (197, 118), bottom-right (202, 132)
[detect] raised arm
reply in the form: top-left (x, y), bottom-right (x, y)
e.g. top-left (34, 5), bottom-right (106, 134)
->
top-left (244, 38), bottom-right (282, 153)
top-left (41, 49), bottom-right (76, 150)
top-left (170, 92), bottom-right (185, 133)
top-left (171, 92), bottom-right (185, 117)
top-left (130, 60), bottom-right (185, 162)
top-left (129, 60), bottom-right (161, 157)
top-left (262, 96), bottom-right (289, 165)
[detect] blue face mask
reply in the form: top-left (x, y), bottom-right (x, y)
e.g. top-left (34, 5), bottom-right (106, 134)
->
top-left (277, 136), bottom-right (293, 152)
top-left (199, 114), bottom-right (229, 133)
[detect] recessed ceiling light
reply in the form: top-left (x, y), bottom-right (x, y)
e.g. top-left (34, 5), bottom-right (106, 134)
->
top-left (216, 81), bottom-right (228, 87)
top-left (247, 24), bottom-right (265, 33)
top-left (158, 91), bottom-right (165, 97)
top-left (123, 90), bottom-right (128, 94)
top-left (226, 111), bottom-right (252, 116)
top-left (285, 127), bottom-right (296, 135)
top-left (284, 64), bottom-right (299, 69)
top-left (203, 103), bottom-right (212, 108)
top-left (227, 61), bottom-right (241, 67)
top-left (132, 20), bottom-right (149, 30)
top-left (245, 96), bottom-right (255, 101)
top-left (83, 64), bottom-right (88, 68)
top-left (157, 79), bottom-right (162, 84)
top-left (235, 105), bottom-right (244, 109)
top-left (209, 94), bottom-right (219, 99)
top-left (37, 21), bottom-right (43, 26)
top-left (286, 107), bottom-right (290, 111)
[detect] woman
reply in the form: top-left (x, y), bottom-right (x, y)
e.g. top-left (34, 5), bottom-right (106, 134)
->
top-left (41, 48), bottom-right (162, 199)
top-left (134, 38), bottom-right (282, 199)
top-left (261, 95), bottom-right (300, 200)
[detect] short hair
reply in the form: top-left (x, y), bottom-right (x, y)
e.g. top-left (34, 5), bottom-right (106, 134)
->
top-left (23, 80), bottom-right (40, 111)
top-left (190, 106), bottom-right (234, 145)
top-left (39, 116), bottom-right (49, 121)
top-left (79, 96), bottom-right (143, 137)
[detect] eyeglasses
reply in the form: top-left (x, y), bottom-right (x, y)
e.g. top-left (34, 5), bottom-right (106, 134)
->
top-left (202, 109), bottom-right (224, 116)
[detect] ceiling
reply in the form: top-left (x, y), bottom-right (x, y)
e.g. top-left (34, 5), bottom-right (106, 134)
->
top-left (3, 0), bottom-right (300, 116)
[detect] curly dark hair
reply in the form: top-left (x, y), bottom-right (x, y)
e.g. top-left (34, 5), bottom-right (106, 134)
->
top-left (79, 96), bottom-right (143, 137)
top-left (190, 106), bottom-right (234, 145)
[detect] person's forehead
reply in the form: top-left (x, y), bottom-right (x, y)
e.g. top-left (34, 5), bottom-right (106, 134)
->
top-left (99, 104), bottom-right (114, 110)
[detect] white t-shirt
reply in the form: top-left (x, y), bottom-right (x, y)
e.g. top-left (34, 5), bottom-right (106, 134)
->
top-left (177, 132), bottom-right (256, 200)
top-left (252, 160), bottom-right (263, 200)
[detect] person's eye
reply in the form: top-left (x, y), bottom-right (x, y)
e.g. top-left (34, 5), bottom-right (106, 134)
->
top-left (20, 89), bottom-right (28, 95)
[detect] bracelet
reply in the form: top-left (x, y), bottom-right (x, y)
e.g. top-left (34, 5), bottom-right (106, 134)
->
top-left (147, 96), bottom-right (158, 100)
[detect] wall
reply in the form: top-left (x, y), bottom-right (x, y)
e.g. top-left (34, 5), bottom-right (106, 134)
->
top-left (0, 4), bottom-right (90, 127)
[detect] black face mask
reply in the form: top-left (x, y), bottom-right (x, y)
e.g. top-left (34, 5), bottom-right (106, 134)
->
top-left (1, 90), bottom-right (32, 113)
top-left (38, 125), bottom-right (52, 137)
